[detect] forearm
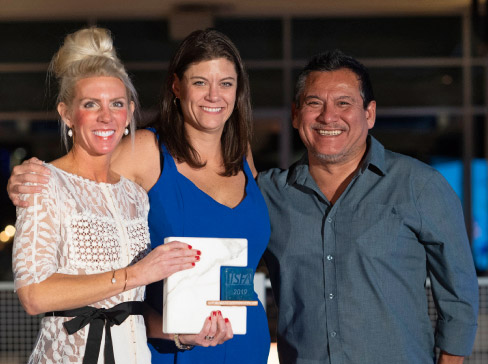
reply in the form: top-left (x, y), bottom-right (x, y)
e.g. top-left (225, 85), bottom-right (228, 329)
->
top-left (144, 305), bottom-right (172, 340)
top-left (438, 351), bottom-right (464, 364)
top-left (16, 240), bottom-right (198, 316)
top-left (17, 268), bottom-right (130, 315)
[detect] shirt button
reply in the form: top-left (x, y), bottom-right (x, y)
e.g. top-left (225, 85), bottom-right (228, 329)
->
top-left (330, 331), bottom-right (337, 337)
top-left (327, 217), bottom-right (332, 223)
top-left (329, 293), bottom-right (334, 299)
top-left (327, 255), bottom-right (333, 261)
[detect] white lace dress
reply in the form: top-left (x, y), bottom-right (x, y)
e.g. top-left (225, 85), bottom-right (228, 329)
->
top-left (12, 163), bottom-right (152, 364)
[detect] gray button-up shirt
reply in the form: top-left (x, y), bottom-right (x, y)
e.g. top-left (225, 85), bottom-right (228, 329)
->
top-left (258, 136), bottom-right (478, 364)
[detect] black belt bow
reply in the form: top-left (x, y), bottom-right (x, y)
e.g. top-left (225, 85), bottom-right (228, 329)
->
top-left (46, 301), bottom-right (144, 364)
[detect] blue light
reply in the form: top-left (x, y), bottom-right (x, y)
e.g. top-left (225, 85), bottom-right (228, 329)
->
top-left (432, 158), bottom-right (488, 272)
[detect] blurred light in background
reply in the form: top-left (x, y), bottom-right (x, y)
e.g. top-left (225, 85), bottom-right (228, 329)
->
top-left (0, 225), bottom-right (15, 244)
top-left (0, 231), bottom-right (9, 243)
top-left (4, 225), bottom-right (15, 238)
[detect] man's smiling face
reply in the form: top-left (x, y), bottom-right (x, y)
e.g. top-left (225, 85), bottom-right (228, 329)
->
top-left (293, 68), bottom-right (376, 166)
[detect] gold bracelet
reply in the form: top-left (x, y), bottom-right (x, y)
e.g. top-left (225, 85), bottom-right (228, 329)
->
top-left (174, 334), bottom-right (194, 350)
top-left (123, 268), bottom-right (128, 291)
top-left (111, 270), bottom-right (117, 284)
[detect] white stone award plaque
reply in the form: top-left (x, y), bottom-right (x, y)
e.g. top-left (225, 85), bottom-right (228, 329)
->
top-left (162, 237), bottom-right (248, 335)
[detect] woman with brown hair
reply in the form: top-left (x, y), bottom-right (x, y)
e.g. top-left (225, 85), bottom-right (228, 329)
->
top-left (9, 28), bottom-right (271, 364)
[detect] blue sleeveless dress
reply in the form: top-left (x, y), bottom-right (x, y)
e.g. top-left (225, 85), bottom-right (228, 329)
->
top-left (145, 142), bottom-right (271, 364)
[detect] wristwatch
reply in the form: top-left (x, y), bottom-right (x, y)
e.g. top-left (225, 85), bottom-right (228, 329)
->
top-left (174, 334), bottom-right (194, 350)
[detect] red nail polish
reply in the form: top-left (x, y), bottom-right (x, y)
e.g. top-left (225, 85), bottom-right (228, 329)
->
top-left (212, 311), bottom-right (217, 316)
top-left (192, 262), bottom-right (195, 266)
top-left (197, 250), bottom-right (201, 256)
top-left (195, 256), bottom-right (200, 261)
top-left (208, 316), bottom-right (212, 321)
top-left (218, 311), bottom-right (222, 316)
top-left (188, 245), bottom-right (192, 250)
top-left (225, 318), bottom-right (229, 323)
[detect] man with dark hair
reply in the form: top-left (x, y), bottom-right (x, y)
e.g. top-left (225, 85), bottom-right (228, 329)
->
top-left (258, 50), bottom-right (479, 364)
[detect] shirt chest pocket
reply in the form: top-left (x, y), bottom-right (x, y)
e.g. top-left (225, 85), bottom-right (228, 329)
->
top-left (334, 203), bottom-right (403, 257)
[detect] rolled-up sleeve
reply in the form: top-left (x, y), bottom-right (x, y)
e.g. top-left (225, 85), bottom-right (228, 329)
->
top-left (416, 171), bottom-right (479, 356)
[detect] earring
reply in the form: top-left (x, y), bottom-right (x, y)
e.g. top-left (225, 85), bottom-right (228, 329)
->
top-left (173, 97), bottom-right (179, 107)
top-left (124, 127), bottom-right (129, 136)
top-left (67, 129), bottom-right (73, 137)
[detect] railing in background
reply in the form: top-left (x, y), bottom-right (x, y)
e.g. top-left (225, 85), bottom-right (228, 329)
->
top-left (426, 277), bottom-right (488, 363)
top-left (0, 282), bottom-right (40, 364)
top-left (1, 278), bottom-right (487, 364)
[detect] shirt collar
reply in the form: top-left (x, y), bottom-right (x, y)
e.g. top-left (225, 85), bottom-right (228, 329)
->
top-left (288, 135), bottom-right (387, 190)
top-left (360, 135), bottom-right (386, 176)
top-left (288, 153), bottom-right (314, 189)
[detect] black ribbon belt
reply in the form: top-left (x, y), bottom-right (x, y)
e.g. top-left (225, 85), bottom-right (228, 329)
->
top-left (46, 301), bottom-right (144, 364)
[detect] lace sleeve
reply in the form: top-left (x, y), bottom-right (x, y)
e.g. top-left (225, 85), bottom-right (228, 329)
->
top-left (12, 177), bottom-right (61, 291)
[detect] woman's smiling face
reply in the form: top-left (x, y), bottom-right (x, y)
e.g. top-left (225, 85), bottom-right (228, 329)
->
top-left (172, 58), bottom-right (238, 135)
top-left (59, 76), bottom-right (132, 157)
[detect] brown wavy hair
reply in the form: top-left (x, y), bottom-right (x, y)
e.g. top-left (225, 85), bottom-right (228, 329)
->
top-left (150, 28), bottom-right (252, 176)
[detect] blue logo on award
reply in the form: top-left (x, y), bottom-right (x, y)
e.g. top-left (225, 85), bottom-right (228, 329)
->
top-left (220, 267), bottom-right (255, 300)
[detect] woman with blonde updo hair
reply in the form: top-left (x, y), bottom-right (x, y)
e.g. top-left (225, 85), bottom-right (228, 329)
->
top-left (51, 27), bottom-right (138, 150)
top-left (12, 27), bottom-right (200, 364)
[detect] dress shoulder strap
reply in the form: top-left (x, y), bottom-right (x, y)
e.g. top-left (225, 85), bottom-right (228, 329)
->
top-left (159, 143), bottom-right (178, 175)
top-left (242, 157), bottom-right (254, 180)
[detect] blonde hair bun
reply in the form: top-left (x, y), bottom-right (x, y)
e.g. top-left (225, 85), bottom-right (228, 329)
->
top-left (50, 27), bottom-right (138, 150)
top-left (51, 27), bottom-right (120, 81)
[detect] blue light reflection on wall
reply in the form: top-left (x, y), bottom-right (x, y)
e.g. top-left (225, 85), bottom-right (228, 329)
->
top-left (432, 159), bottom-right (488, 272)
